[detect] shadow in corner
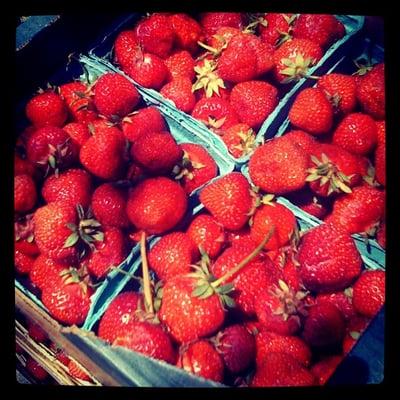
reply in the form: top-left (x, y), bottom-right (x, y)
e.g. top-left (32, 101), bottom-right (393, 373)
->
top-left (327, 355), bottom-right (370, 385)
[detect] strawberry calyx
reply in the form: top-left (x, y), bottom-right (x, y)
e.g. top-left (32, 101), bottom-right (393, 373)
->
top-left (58, 266), bottom-right (90, 295)
top-left (192, 59), bottom-right (226, 98)
top-left (280, 54), bottom-right (318, 84)
top-left (362, 164), bottom-right (381, 188)
top-left (37, 139), bottom-right (73, 177)
top-left (242, 13), bottom-right (268, 34)
top-left (15, 213), bottom-right (35, 242)
top-left (229, 127), bottom-right (256, 157)
top-left (197, 41), bottom-right (226, 58)
top-left (248, 187), bottom-right (275, 219)
top-left (352, 60), bottom-right (373, 76)
top-left (173, 149), bottom-right (206, 181)
top-left (306, 153), bottom-right (353, 195)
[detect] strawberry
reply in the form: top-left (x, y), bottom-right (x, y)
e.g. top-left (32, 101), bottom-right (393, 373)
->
top-left (316, 290), bottom-right (355, 321)
top-left (258, 13), bottom-right (295, 46)
top-left (41, 269), bottom-right (92, 325)
top-left (302, 302), bottom-right (345, 347)
top-left (255, 330), bottom-right (311, 367)
top-left (213, 324), bottom-right (256, 374)
top-left (282, 256), bottom-right (303, 292)
top-left (286, 189), bottom-right (329, 219)
top-left (91, 183), bottom-right (129, 229)
top-left (165, 50), bottom-right (196, 81)
top-left (26, 90), bottom-right (67, 128)
top-left (98, 292), bottom-right (141, 343)
top-left (332, 113), bottom-right (377, 156)
top-left (93, 73), bottom-right (140, 120)
top-left (15, 238), bottom-right (40, 257)
top-left (27, 321), bottom-right (48, 343)
top-left (130, 130), bottom-right (183, 174)
top-left (311, 355), bottom-right (343, 385)
top-left (191, 97), bottom-right (240, 134)
top-left (250, 202), bottom-right (297, 251)
top-left (225, 228), bottom-right (256, 249)
top-left (187, 214), bottom-right (225, 259)
top-left (324, 186), bottom-right (385, 235)
top-left (293, 14), bottom-right (345, 49)
top-left (29, 255), bottom-right (66, 291)
top-left (298, 223), bottom-right (362, 292)
top-left (79, 122), bottom-right (126, 180)
top-left (375, 120), bottom-right (385, 146)
top-left (174, 143), bottom-right (218, 194)
top-left (134, 14), bottom-right (175, 59)
top-left (342, 315), bottom-right (370, 354)
top-left (306, 143), bottom-right (363, 197)
top-left (222, 124), bottom-right (256, 158)
top-left (67, 359), bottom-right (91, 382)
top-left (122, 106), bottom-right (166, 143)
top-left (317, 73), bottom-right (357, 116)
top-left (14, 249), bottom-right (35, 275)
top-left (62, 122), bottom-right (90, 147)
top-left (50, 343), bottom-right (70, 366)
top-left (112, 321), bottom-right (176, 364)
top-left (251, 352), bottom-right (316, 387)
top-left (230, 81), bottom-right (278, 130)
top-left (273, 38), bottom-right (323, 83)
top-left (352, 270), bottom-right (385, 318)
top-left (14, 154), bottom-right (37, 178)
top-left (148, 232), bottom-right (196, 281)
top-left (19, 125), bottom-right (37, 145)
top-left (126, 177), bottom-right (187, 235)
top-left (248, 134), bottom-right (308, 194)
top-left (59, 82), bottom-right (97, 124)
top-left (245, 34), bottom-right (275, 76)
top-left (160, 77), bottom-right (196, 113)
top-left (199, 172), bottom-right (252, 231)
top-left (356, 63), bottom-right (385, 119)
top-left (85, 227), bottom-right (127, 279)
top-left (375, 143), bottom-right (386, 187)
top-left (209, 26), bottom-right (241, 50)
top-left (114, 30), bottom-right (140, 70)
top-left (126, 52), bottom-right (169, 89)
top-left (284, 129), bottom-right (317, 154)
top-left (289, 88), bottom-right (333, 135)
top-left (200, 12), bottom-right (244, 40)
top-left (254, 279), bottom-right (307, 336)
top-left (177, 340), bottom-right (224, 382)
top-left (377, 222), bottom-right (386, 249)
top-left (41, 168), bottom-right (93, 208)
top-left (25, 357), bottom-right (49, 381)
top-left (26, 126), bottom-right (79, 172)
top-left (14, 174), bottom-right (37, 213)
top-left (169, 14), bottom-right (203, 54)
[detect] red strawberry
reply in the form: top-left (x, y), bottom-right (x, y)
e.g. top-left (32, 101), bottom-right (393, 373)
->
top-left (26, 126), bottom-right (79, 171)
top-left (342, 315), bottom-right (370, 354)
top-left (255, 330), bottom-right (311, 367)
top-left (273, 38), bottom-right (323, 83)
top-left (130, 130), bottom-right (183, 174)
top-left (230, 81), bottom-right (278, 130)
top-left (282, 256), bottom-right (303, 292)
top-left (26, 90), bottom-right (67, 128)
top-left (375, 120), bottom-right (385, 146)
top-left (311, 355), bottom-right (343, 385)
top-left (25, 358), bottom-right (49, 381)
top-left (298, 223), bottom-right (362, 292)
top-left (159, 275), bottom-right (226, 343)
top-left (174, 143), bottom-right (218, 194)
top-left (209, 26), bottom-right (241, 50)
top-left (14, 154), bottom-right (37, 178)
top-left (148, 232), bottom-right (196, 281)
top-left (316, 290), bottom-right (355, 321)
top-left (80, 123), bottom-right (126, 180)
top-left (289, 88), bottom-right (333, 135)
top-left (200, 12), bottom-right (244, 40)
top-left (127, 177), bottom-right (187, 235)
top-left (98, 292), bottom-right (141, 343)
top-left (14, 174), bottom-right (37, 213)
top-left (191, 97), bottom-right (240, 134)
top-left (324, 186), bottom-right (385, 235)
top-left (169, 14), bottom-right (203, 54)
top-left (160, 77), bottom-right (196, 113)
top-left (134, 14), bottom-right (175, 58)
top-left (126, 52), bottom-right (168, 89)
top-left (246, 34), bottom-right (275, 76)
top-left (42, 168), bottom-right (93, 208)
top-left (187, 214), bottom-right (225, 259)
top-left (62, 122), bottom-right (90, 147)
top-left (91, 183), bottom-right (129, 229)
top-left (250, 202), bottom-right (297, 251)
top-left (122, 106), bottom-right (166, 143)
top-left (251, 352), bottom-right (316, 387)
top-left (29, 255), bottom-right (66, 291)
top-left (332, 113), bottom-right (377, 156)
top-left (287, 189), bottom-right (329, 219)
top-left (352, 270), bottom-right (385, 318)
top-left (177, 340), bottom-right (224, 382)
top-left (356, 63), bottom-right (385, 119)
top-left (114, 30), bottom-right (140, 70)
top-left (14, 249), bottom-right (35, 275)
top-left (284, 130), bottom-right (317, 154)
top-left (377, 222), bottom-right (386, 249)
top-left (375, 143), bottom-right (385, 187)
top-left (93, 73), bottom-right (140, 120)
top-left (165, 50), bottom-right (196, 81)
top-left (85, 227), bottom-right (126, 279)
top-left (254, 279), bottom-right (306, 336)
top-left (41, 270), bottom-right (92, 325)
top-left (259, 13), bottom-right (295, 46)
top-left (67, 359), bottom-right (91, 382)
top-left (59, 82), bottom-right (97, 124)
top-left (213, 324), bottom-right (256, 374)
top-left (302, 302), bottom-right (345, 347)
top-left (293, 14), bottom-right (345, 49)
top-left (113, 321), bottom-right (176, 364)
top-left (15, 239), bottom-right (40, 257)
top-left (27, 321), bottom-right (48, 343)
top-left (222, 123), bottom-right (256, 158)
top-left (248, 134), bottom-right (308, 194)
top-left (199, 172), bottom-right (252, 231)
top-left (225, 228), bottom-right (256, 249)
top-left (50, 343), bottom-right (70, 366)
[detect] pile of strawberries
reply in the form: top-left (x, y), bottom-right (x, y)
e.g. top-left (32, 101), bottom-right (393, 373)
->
top-left (112, 12), bottom-right (346, 159)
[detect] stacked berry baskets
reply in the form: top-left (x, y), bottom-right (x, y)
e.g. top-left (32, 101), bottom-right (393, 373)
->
top-left (14, 12), bottom-right (385, 387)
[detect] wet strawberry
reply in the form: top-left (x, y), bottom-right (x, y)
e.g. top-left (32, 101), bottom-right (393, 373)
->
top-left (160, 77), bottom-right (196, 113)
top-left (165, 50), bottom-right (196, 81)
top-left (14, 174), bottom-right (37, 213)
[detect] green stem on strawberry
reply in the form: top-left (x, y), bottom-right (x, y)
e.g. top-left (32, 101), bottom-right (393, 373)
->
top-left (140, 231), bottom-right (154, 314)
